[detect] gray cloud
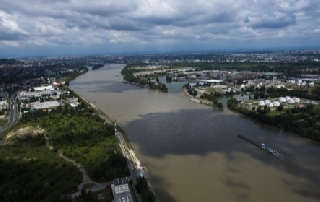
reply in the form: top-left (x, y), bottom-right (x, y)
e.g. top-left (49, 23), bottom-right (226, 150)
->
top-left (0, 32), bottom-right (26, 41)
top-left (0, 0), bottom-right (319, 55)
top-left (250, 13), bottom-right (296, 29)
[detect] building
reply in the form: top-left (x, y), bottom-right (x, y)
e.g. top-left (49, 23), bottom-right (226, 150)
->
top-left (111, 177), bottom-right (134, 202)
top-left (30, 101), bottom-right (60, 109)
top-left (0, 101), bottom-right (8, 110)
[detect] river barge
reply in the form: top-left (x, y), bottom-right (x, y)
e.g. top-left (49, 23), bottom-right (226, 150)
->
top-left (237, 134), bottom-right (277, 155)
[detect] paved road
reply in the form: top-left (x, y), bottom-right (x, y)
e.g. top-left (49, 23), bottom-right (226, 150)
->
top-left (0, 95), bottom-right (19, 135)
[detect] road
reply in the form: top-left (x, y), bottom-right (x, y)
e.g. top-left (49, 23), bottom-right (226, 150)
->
top-left (0, 95), bottom-right (19, 135)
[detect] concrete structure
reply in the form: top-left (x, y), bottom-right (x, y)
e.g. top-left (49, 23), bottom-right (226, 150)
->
top-left (279, 97), bottom-right (286, 103)
top-left (259, 101), bottom-right (266, 106)
top-left (293, 97), bottom-right (300, 103)
top-left (111, 177), bottom-right (134, 202)
top-left (273, 101), bottom-right (280, 107)
top-left (267, 103), bottom-right (274, 108)
top-left (34, 85), bottom-right (54, 91)
top-left (200, 79), bottom-right (224, 86)
top-left (18, 90), bottom-right (51, 100)
top-left (0, 101), bottom-right (8, 110)
top-left (30, 101), bottom-right (60, 109)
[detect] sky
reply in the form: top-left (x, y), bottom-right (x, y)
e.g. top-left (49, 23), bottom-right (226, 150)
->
top-left (0, 0), bottom-right (320, 57)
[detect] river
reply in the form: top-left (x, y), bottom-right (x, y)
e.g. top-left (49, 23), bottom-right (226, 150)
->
top-left (70, 64), bottom-right (320, 202)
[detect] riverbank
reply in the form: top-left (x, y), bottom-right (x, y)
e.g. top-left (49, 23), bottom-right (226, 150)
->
top-left (70, 83), bottom-right (158, 201)
top-left (182, 87), bottom-right (211, 105)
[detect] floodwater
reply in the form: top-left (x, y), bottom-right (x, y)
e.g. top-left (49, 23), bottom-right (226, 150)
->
top-left (70, 64), bottom-right (320, 202)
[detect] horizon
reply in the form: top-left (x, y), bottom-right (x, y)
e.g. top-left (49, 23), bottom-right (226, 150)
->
top-left (2, 46), bottom-right (320, 59)
top-left (1, 0), bottom-right (320, 58)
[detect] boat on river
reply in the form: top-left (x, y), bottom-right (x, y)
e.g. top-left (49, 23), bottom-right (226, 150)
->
top-left (237, 134), bottom-right (278, 155)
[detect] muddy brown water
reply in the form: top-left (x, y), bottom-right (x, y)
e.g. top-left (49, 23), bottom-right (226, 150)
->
top-left (70, 64), bottom-right (320, 202)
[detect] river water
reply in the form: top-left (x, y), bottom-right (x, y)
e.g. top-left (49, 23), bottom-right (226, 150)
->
top-left (70, 64), bottom-right (320, 202)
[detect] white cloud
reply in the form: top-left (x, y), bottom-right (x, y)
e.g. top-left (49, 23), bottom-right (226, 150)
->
top-left (0, 0), bottom-right (319, 55)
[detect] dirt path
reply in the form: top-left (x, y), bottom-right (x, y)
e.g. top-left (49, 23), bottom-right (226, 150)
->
top-left (44, 134), bottom-right (106, 198)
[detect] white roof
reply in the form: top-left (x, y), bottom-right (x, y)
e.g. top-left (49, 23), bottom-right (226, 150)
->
top-left (34, 85), bottom-right (54, 91)
top-left (200, 79), bottom-right (223, 83)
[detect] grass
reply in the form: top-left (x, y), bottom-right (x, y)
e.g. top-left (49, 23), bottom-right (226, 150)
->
top-left (267, 110), bottom-right (285, 117)
top-left (0, 118), bottom-right (8, 127)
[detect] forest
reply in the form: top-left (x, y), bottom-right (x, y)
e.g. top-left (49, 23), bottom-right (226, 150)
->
top-left (0, 93), bottom-right (129, 201)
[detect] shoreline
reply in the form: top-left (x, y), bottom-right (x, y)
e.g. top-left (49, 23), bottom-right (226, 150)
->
top-left (182, 87), bottom-right (213, 106)
top-left (69, 87), bottom-right (159, 201)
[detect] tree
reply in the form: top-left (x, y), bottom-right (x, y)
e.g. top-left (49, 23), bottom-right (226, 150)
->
top-left (277, 105), bottom-right (283, 111)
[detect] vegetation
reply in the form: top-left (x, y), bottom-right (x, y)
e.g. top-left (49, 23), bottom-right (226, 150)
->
top-left (62, 68), bottom-right (88, 86)
top-left (0, 59), bottom-right (19, 65)
top-left (0, 87), bottom-right (129, 201)
top-left (121, 66), bottom-right (168, 93)
top-left (171, 62), bottom-right (320, 77)
top-left (246, 85), bottom-right (320, 101)
top-left (19, 98), bottom-right (128, 181)
top-left (91, 64), bottom-right (104, 70)
top-left (0, 136), bottom-right (82, 201)
top-left (0, 118), bottom-right (8, 127)
top-left (135, 177), bottom-right (156, 202)
top-left (228, 98), bottom-right (320, 141)
top-left (200, 93), bottom-right (224, 110)
top-left (184, 84), bottom-right (223, 110)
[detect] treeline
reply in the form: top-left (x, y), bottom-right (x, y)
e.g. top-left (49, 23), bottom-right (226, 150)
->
top-left (0, 137), bottom-right (82, 201)
top-left (200, 93), bottom-right (224, 110)
top-left (63, 68), bottom-right (88, 86)
top-left (121, 66), bottom-right (168, 93)
top-left (135, 177), bottom-right (156, 202)
top-left (0, 58), bottom-right (19, 64)
top-left (171, 62), bottom-right (320, 76)
top-left (149, 77), bottom-right (168, 93)
top-left (246, 86), bottom-right (320, 101)
top-left (227, 98), bottom-right (320, 141)
top-left (184, 84), bottom-right (223, 110)
top-left (92, 153), bottom-right (130, 181)
top-left (91, 64), bottom-right (104, 70)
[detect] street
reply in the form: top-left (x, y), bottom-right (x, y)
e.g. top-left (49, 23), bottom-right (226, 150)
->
top-left (0, 95), bottom-right (19, 135)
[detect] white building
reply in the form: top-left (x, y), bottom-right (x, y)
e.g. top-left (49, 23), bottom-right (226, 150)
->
top-left (30, 101), bottom-right (60, 109)
top-left (34, 85), bottom-right (54, 91)
top-left (273, 101), bottom-right (280, 107)
top-left (267, 103), bottom-right (274, 108)
top-left (279, 97), bottom-right (286, 103)
top-left (259, 101), bottom-right (266, 106)
top-left (293, 97), bottom-right (300, 103)
top-left (111, 177), bottom-right (134, 202)
top-left (0, 101), bottom-right (8, 110)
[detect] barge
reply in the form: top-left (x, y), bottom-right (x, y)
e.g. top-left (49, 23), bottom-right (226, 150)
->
top-left (237, 134), bottom-right (278, 155)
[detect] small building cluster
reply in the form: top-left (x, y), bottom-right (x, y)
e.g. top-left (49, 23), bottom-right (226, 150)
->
top-left (111, 177), bottom-right (134, 202)
top-left (17, 83), bottom-right (80, 113)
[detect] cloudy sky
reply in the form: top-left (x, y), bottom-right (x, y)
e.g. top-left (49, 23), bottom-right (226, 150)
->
top-left (0, 0), bottom-right (320, 56)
